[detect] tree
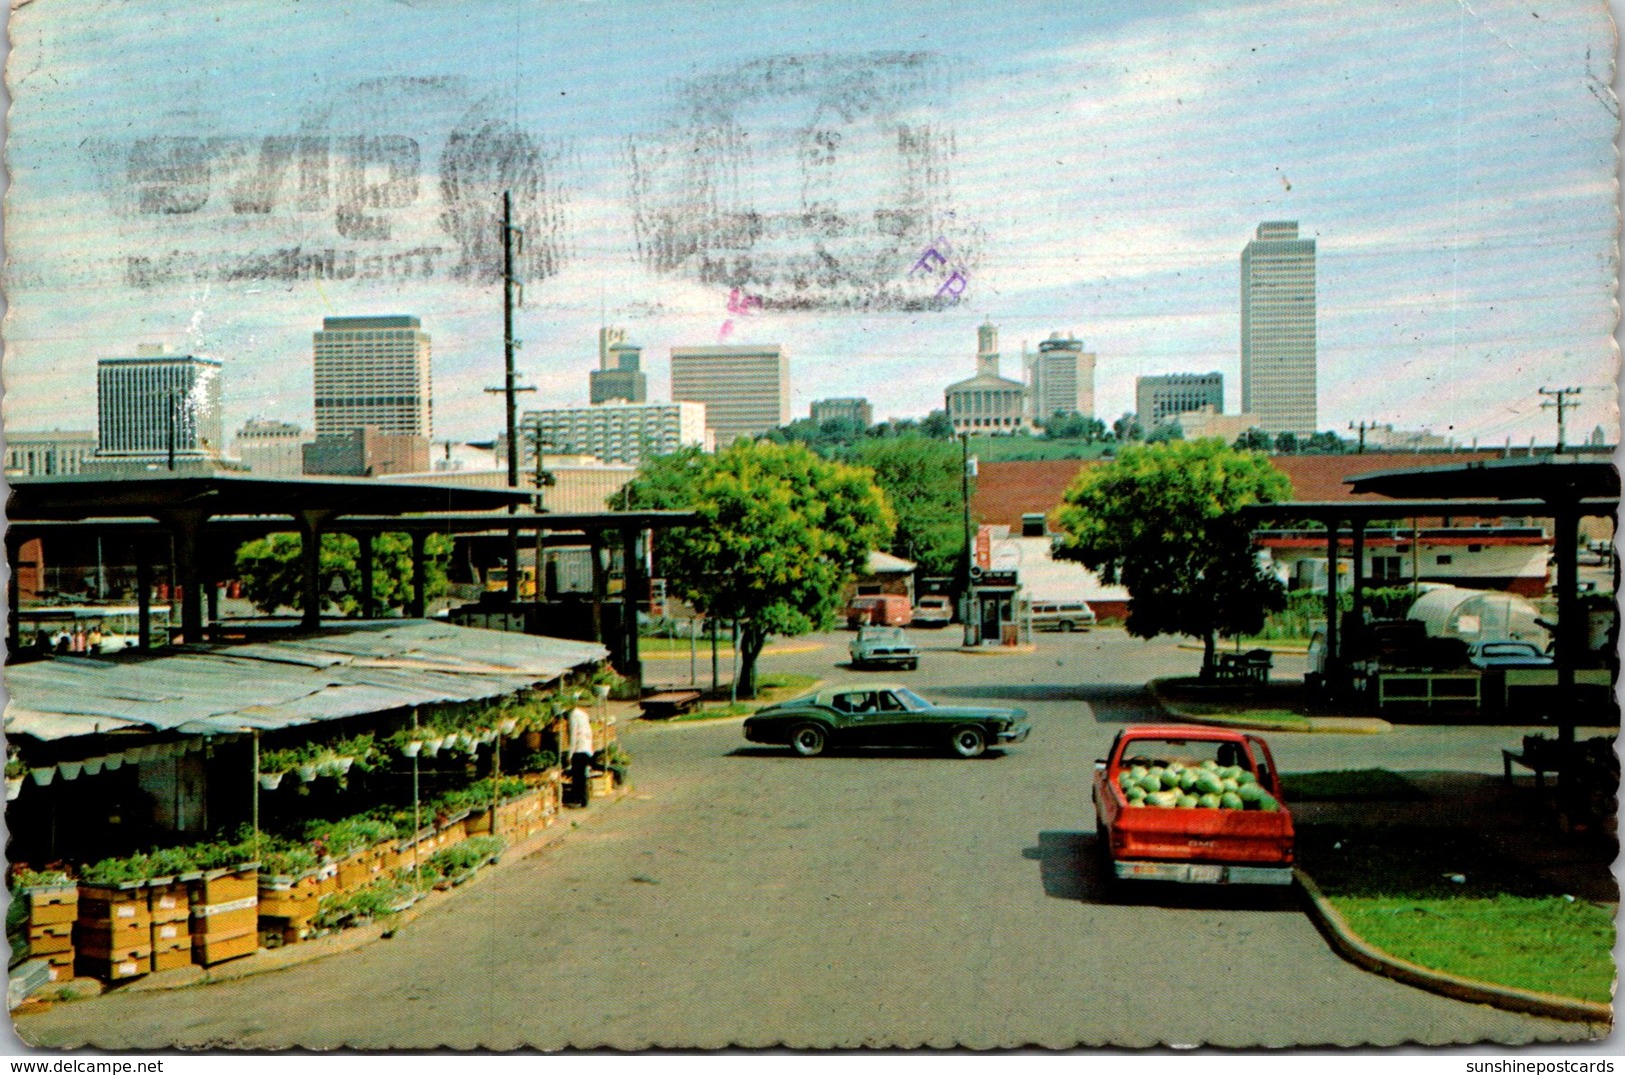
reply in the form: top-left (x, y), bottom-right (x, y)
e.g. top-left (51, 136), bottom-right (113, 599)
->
top-left (853, 436), bottom-right (968, 579)
top-left (624, 441), bottom-right (894, 696)
top-left (917, 409), bottom-right (954, 439)
top-left (1303, 431), bottom-right (1348, 454)
top-left (1052, 439), bottom-right (1292, 675)
top-left (1273, 431), bottom-right (1299, 454)
top-left (1233, 427), bottom-right (1272, 452)
top-left (1145, 420), bottom-right (1184, 444)
top-left (234, 532), bottom-right (453, 615)
top-left (1112, 412), bottom-right (1144, 443)
top-left (1041, 412), bottom-right (1108, 441)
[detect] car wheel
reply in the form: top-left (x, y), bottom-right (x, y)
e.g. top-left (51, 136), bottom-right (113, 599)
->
top-left (1059, 620), bottom-right (1074, 632)
top-left (948, 725), bottom-right (987, 759)
top-left (790, 723), bottom-right (828, 757)
top-left (906, 660), bottom-right (918, 670)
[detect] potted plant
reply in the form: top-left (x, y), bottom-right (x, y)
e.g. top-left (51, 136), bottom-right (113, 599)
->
top-left (259, 747), bottom-right (302, 790)
top-left (29, 764), bottom-right (55, 787)
top-left (5, 753), bottom-right (25, 801)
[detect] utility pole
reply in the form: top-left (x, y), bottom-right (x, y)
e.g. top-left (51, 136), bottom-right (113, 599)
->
top-left (485, 191), bottom-right (534, 602)
top-left (1539, 386), bottom-right (1581, 453)
top-left (1347, 420), bottom-right (1375, 454)
top-left (960, 433), bottom-right (977, 647)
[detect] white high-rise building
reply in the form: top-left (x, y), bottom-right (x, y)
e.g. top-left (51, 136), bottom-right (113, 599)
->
top-left (522, 401), bottom-right (711, 468)
top-left (95, 346), bottom-right (224, 461)
top-left (669, 344), bottom-right (789, 446)
top-left (1025, 332), bottom-right (1096, 421)
top-left (1240, 221), bottom-right (1317, 436)
top-left (312, 315), bottom-right (433, 438)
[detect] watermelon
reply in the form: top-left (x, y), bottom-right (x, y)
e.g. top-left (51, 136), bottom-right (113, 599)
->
top-left (1236, 770), bottom-right (1258, 787)
top-left (1219, 791), bottom-right (1243, 810)
top-left (1221, 765), bottom-right (1242, 781)
top-left (1146, 790), bottom-right (1181, 808)
top-left (1221, 777), bottom-right (1240, 793)
top-left (1176, 794), bottom-right (1199, 809)
top-left (1196, 793), bottom-right (1221, 808)
top-left (1178, 770), bottom-right (1200, 791)
top-left (1193, 770), bottom-right (1224, 796)
top-left (1125, 798), bottom-right (1146, 808)
top-left (1129, 765), bottom-right (1148, 780)
top-left (1237, 783), bottom-right (1265, 805)
top-left (1200, 758), bottom-right (1220, 771)
top-left (1127, 784), bottom-right (1147, 803)
top-left (1256, 792), bottom-right (1280, 812)
top-left (1118, 771), bottom-right (1136, 790)
top-left (1159, 769), bottom-right (1184, 791)
top-left (1138, 773), bottom-right (1162, 794)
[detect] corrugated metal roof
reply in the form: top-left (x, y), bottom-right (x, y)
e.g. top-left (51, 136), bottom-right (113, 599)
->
top-left (4, 621), bottom-right (608, 744)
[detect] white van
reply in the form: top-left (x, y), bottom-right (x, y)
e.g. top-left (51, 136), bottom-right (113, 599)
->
top-left (1028, 600), bottom-right (1096, 632)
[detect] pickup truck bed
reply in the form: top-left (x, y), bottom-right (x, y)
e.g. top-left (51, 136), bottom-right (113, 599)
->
top-left (1092, 725), bottom-right (1295, 886)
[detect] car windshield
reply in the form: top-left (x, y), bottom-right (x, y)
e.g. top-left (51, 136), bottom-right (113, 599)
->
top-left (891, 687), bottom-right (932, 710)
top-left (862, 627), bottom-right (905, 641)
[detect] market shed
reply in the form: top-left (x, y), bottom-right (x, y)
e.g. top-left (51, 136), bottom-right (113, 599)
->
top-left (4, 621), bottom-right (608, 861)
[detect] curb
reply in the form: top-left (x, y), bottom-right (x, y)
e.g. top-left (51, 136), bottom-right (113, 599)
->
top-left (1145, 678), bottom-right (1391, 735)
top-left (1295, 870), bottom-right (1613, 1025)
top-left (955, 644), bottom-right (1039, 656)
top-left (25, 790), bottom-right (630, 1002)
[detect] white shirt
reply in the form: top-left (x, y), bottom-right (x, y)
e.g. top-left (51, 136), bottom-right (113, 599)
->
top-left (567, 707), bottom-right (594, 756)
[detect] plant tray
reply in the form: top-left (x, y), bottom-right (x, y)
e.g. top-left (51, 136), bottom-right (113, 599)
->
top-left (190, 869), bottom-right (257, 905)
top-left (22, 884), bottom-right (77, 907)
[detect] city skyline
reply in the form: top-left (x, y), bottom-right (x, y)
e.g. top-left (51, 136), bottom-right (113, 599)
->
top-left (2, 2), bottom-right (1617, 450)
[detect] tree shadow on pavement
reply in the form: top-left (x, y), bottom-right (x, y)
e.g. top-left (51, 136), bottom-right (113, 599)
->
top-left (927, 683), bottom-right (1166, 723)
top-left (1023, 830), bottom-right (1302, 911)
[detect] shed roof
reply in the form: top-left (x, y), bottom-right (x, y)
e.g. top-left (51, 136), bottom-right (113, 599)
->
top-left (4, 621), bottom-right (607, 744)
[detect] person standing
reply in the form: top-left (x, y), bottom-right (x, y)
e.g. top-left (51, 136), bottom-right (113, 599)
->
top-left (565, 704), bottom-right (594, 808)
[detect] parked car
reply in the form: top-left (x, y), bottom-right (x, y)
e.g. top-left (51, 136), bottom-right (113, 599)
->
top-left (1465, 639), bottom-right (1553, 668)
top-left (849, 625), bottom-right (920, 670)
top-left (911, 594), bottom-right (955, 627)
top-left (845, 594), bottom-right (913, 628)
top-left (743, 685), bottom-right (1031, 758)
top-left (1028, 600), bottom-right (1096, 632)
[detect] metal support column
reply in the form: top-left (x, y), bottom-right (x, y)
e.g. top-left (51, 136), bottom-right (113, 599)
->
top-left (358, 532), bottom-right (375, 619)
top-left (5, 534), bottom-right (20, 657)
top-left (411, 531), bottom-right (428, 619)
top-left (1349, 519), bottom-right (1367, 659)
top-left (137, 551), bottom-right (154, 651)
top-left (162, 509), bottom-right (210, 644)
top-left (620, 527), bottom-right (645, 695)
top-left (1324, 516), bottom-right (1340, 693)
top-left (1553, 505), bottom-right (1581, 745)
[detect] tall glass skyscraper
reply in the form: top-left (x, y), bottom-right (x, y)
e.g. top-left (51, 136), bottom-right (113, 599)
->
top-left (1240, 221), bottom-right (1317, 435)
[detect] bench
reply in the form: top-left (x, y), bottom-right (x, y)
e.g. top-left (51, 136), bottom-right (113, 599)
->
top-left (638, 690), bottom-right (703, 720)
top-left (1502, 736), bottom-right (1577, 790)
top-left (1212, 649), bottom-right (1273, 688)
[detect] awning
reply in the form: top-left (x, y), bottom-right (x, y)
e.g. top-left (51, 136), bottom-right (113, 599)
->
top-left (4, 621), bottom-right (608, 744)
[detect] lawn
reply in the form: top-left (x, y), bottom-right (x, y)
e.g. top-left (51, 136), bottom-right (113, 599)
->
top-left (1298, 824), bottom-right (1616, 1003)
top-left (1280, 768), bottom-right (1422, 801)
top-left (1153, 677), bottom-right (1311, 732)
top-left (670, 673), bottom-right (821, 722)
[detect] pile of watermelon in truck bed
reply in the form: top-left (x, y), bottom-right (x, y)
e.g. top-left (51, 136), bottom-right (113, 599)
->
top-left (1092, 726), bottom-right (1295, 886)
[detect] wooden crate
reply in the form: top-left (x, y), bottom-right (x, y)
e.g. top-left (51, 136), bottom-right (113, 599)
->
top-left (147, 882), bottom-right (190, 922)
top-left (190, 868), bottom-right (257, 905)
top-left (76, 954), bottom-right (146, 981)
top-left (42, 950), bottom-right (74, 981)
top-left (78, 886), bottom-right (152, 928)
top-left (25, 921), bottom-right (73, 956)
top-left (75, 933), bottom-right (151, 963)
top-left (25, 885), bottom-right (78, 927)
top-left (149, 920), bottom-right (189, 951)
top-left (191, 929), bottom-right (256, 966)
top-left (150, 946), bottom-right (192, 973)
top-left (191, 896), bottom-right (257, 938)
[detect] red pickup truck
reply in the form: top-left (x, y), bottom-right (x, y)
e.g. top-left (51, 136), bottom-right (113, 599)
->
top-left (1091, 725), bottom-right (1295, 886)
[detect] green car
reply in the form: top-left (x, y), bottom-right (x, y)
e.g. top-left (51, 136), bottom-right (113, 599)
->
top-left (743, 685), bottom-right (1031, 759)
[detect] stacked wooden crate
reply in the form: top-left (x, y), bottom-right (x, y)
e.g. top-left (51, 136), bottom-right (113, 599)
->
top-left (188, 865), bottom-right (258, 966)
top-left (22, 882), bottom-right (77, 982)
top-left (146, 880), bottom-right (191, 973)
top-left (74, 884), bottom-right (151, 982)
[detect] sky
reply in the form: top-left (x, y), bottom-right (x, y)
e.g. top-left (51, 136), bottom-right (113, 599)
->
top-left (2, 0), bottom-right (1619, 449)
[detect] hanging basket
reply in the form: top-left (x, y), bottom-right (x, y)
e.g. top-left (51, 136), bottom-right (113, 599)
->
top-left (6, 776), bottom-right (24, 801)
top-left (259, 772), bottom-right (286, 791)
top-left (423, 736), bottom-right (445, 756)
top-left (81, 757), bottom-right (106, 777)
top-left (498, 717), bottom-right (519, 736)
top-left (57, 760), bottom-right (83, 781)
top-left (402, 740), bottom-right (424, 758)
top-left (103, 752), bottom-right (125, 771)
top-left (30, 766), bottom-right (55, 787)
top-left (297, 763), bottom-right (319, 783)
top-left (335, 756), bottom-right (355, 775)
top-left (594, 684), bottom-right (612, 700)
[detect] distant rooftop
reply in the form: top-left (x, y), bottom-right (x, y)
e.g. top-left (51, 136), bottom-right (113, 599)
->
top-left (320, 315), bottom-right (421, 331)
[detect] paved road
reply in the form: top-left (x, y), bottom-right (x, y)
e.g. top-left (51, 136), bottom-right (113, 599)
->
top-left (14, 629), bottom-right (1602, 1049)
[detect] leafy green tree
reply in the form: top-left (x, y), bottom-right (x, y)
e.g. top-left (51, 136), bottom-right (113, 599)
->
top-left (1233, 428), bottom-right (1273, 451)
top-left (234, 532), bottom-right (453, 616)
top-left (1112, 412), bottom-right (1144, 443)
top-left (853, 436), bottom-right (968, 579)
top-left (1052, 439), bottom-right (1293, 674)
top-left (626, 441), bottom-right (894, 696)
top-left (1273, 431), bottom-right (1299, 454)
top-left (1145, 420), bottom-right (1184, 443)
top-left (1303, 431), bottom-right (1348, 454)
top-left (1041, 413), bottom-right (1109, 441)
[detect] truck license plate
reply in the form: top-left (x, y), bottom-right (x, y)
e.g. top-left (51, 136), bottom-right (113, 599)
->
top-left (1186, 864), bottom-right (1223, 883)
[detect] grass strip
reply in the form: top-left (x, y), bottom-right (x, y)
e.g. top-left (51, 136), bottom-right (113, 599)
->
top-left (1281, 768), bottom-right (1421, 801)
top-left (1300, 823), bottom-right (1615, 1004)
top-left (1334, 895), bottom-right (1615, 1003)
top-left (672, 673), bottom-right (821, 722)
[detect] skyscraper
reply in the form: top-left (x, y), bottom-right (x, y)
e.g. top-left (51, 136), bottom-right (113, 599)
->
top-left (1026, 332), bottom-right (1096, 421)
top-left (590, 327), bottom-right (649, 404)
top-left (95, 346), bottom-right (224, 462)
top-left (312, 315), bottom-right (433, 438)
top-left (669, 344), bottom-right (789, 446)
top-left (1240, 221), bottom-right (1317, 435)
